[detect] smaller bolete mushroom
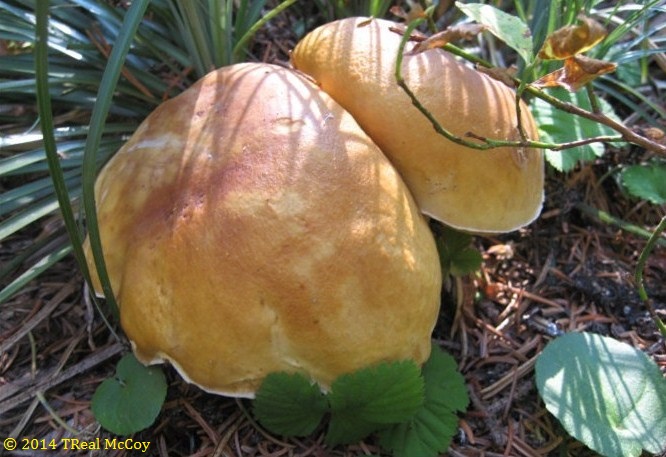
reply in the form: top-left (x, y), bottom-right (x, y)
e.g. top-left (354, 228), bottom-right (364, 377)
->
top-left (291, 17), bottom-right (545, 233)
top-left (83, 62), bottom-right (442, 397)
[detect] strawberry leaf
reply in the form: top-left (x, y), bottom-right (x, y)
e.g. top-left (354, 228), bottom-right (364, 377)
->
top-left (253, 372), bottom-right (328, 437)
top-left (621, 162), bottom-right (666, 204)
top-left (378, 346), bottom-right (468, 457)
top-left (529, 88), bottom-right (622, 171)
top-left (436, 226), bottom-right (482, 277)
top-left (326, 360), bottom-right (424, 446)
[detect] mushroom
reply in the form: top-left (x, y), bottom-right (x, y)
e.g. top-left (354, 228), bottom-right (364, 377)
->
top-left (83, 62), bottom-right (442, 397)
top-left (291, 17), bottom-right (544, 233)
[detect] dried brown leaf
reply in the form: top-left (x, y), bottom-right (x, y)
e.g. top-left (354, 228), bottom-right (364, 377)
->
top-left (408, 24), bottom-right (487, 55)
top-left (531, 55), bottom-right (617, 91)
top-left (538, 15), bottom-right (607, 60)
top-left (637, 126), bottom-right (666, 145)
top-left (476, 65), bottom-right (518, 88)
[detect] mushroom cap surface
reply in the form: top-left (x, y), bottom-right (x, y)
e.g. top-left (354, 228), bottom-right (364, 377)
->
top-left (84, 63), bottom-right (442, 397)
top-left (291, 17), bottom-right (545, 233)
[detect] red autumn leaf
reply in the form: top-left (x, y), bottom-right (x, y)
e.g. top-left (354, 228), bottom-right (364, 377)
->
top-left (531, 55), bottom-right (617, 91)
top-left (538, 15), bottom-right (607, 60)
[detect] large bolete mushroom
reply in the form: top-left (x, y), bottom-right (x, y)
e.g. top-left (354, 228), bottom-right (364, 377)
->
top-left (291, 17), bottom-right (545, 233)
top-left (83, 63), bottom-right (442, 397)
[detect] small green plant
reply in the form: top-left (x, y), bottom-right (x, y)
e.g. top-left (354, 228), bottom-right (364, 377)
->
top-left (91, 353), bottom-right (167, 436)
top-left (254, 344), bottom-right (469, 456)
top-left (435, 225), bottom-right (483, 277)
top-left (165, 0), bottom-right (299, 78)
top-left (396, 4), bottom-right (666, 457)
top-left (535, 212), bottom-right (666, 457)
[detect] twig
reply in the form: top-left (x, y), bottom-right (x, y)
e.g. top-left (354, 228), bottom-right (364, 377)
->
top-left (585, 84), bottom-right (602, 114)
top-left (480, 355), bottom-right (537, 400)
top-left (0, 281), bottom-right (76, 354)
top-left (393, 21), bottom-right (666, 156)
top-left (0, 343), bottom-right (124, 412)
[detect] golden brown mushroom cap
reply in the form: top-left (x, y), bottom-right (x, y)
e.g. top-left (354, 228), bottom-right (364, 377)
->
top-left (291, 17), bottom-right (544, 233)
top-left (83, 63), bottom-right (441, 397)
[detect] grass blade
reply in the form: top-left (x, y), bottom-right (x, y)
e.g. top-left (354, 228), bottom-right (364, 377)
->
top-left (0, 244), bottom-right (73, 304)
top-left (82, 0), bottom-right (152, 318)
top-left (0, 198), bottom-right (61, 241)
top-left (233, 0), bottom-right (299, 62)
top-left (33, 0), bottom-right (94, 294)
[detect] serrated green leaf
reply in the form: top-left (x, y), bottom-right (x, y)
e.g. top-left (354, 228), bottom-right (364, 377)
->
top-left (438, 225), bottom-right (473, 254)
top-left (329, 361), bottom-right (424, 423)
top-left (325, 360), bottom-right (424, 446)
top-left (621, 163), bottom-right (666, 204)
top-left (326, 415), bottom-right (379, 447)
top-left (421, 346), bottom-right (469, 413)
top-left (253, 372), bottom-right (328, 437)
top-left (378, 346), bottom-right (468, 457)
top-left (436, 227), bottom-right (482, 277)
top-left (91, 353), bottom-right (167, 436)
top-left (530, 88), bottom-right (621, 171)
top-left (455, 2), bottom-right (533, 65)
top-left (535, 332), bottom-right (666, 457)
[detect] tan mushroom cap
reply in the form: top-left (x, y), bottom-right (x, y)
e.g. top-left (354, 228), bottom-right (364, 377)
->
top-left (83, 63), bottom-right (442, 397)
top-left (291, 17), bottom-right (545, 233)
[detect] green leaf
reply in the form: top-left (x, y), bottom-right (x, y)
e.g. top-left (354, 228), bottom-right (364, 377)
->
top-left (253, 372), bottom-right (328, 437)
top-left (436, 226), bottom-right (482, 277)
top-left (378, 346), bottom-right (468, 457)
top-left (455, 2), bottom-right (533, 65)
top-left (449, 248), bottom-right (484, 277)
top-left (92, 353), bottom-right (167, 436)
top-left (535, 332), bottom-right (666, 457)
top-left (326, 361), bottom-right (424, 446)
top-left (530, 88), bottom-right (621, 171)
top-left (621, 162), bottom-right (666, 204)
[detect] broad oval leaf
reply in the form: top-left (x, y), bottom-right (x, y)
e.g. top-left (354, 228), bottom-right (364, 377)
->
top-left (535, 332), bottom-right (666, 457)
top-left (253, 372), bottom-right (328, 437)
top-left (91, 353), bottom-right (167, 436)
top-left (455, 2), bottom-right (533, 65)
